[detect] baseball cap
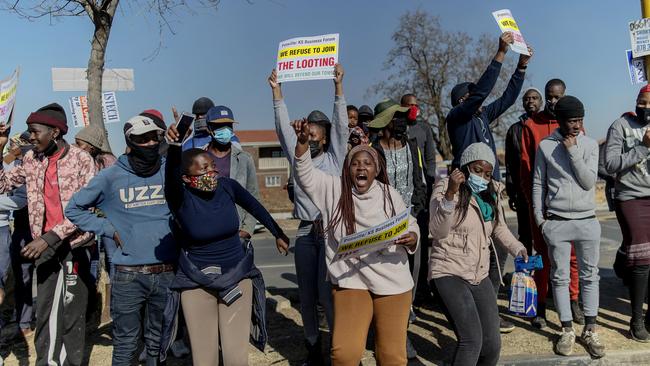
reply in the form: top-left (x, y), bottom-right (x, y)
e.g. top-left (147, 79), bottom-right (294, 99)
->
top-left (123, 115), bottom-right (165, 137)
top-left (206, 105), bottom-right (238, 124)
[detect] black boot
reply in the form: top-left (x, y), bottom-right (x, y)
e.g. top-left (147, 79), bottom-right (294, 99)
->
top-left (631, 320), bottom-right (650, 342)
top-left (302, 337), bottom-right (323, 366)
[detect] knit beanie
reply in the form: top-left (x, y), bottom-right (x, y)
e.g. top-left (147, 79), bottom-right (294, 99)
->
top-left (26, 103), bottom-right (68, 135)
top-left (75, 125), bottom-right (111, 153)
top-left (192, 97), bottom-right (215, 116)
top-left (554, 96), bottom-right (584, 121)
top-left (460, 142), bottom-right (495, 168)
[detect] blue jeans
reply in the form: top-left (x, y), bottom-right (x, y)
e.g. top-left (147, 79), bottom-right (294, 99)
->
top-left (111, 269), bottom-right (174, 366)
top-left (294, 221), bottom-right (333, 344)
top-left (0, 225), bottom-right (11, 289)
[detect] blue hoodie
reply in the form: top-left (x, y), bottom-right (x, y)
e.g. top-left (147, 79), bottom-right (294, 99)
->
top-left (65, 155), bottom-right (178, 266)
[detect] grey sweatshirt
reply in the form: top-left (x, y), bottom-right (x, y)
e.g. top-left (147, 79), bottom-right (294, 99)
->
top-left (274, 96), bottom-right (349, 222)
top-left (532, 129), bottom-right (599, 226)
top-left (0, 184), bottom-right (27, 227)
top-left (604, 114), bottom-right (650, 201)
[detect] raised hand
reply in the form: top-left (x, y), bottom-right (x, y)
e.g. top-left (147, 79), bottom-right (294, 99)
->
top-left (498, 32), bottom-right (514, 53)
top-left (333, 63), bottom-right (344, 84)
top-left (518, 46), bottom-right (533, 68)
top-left (445, 169), bottom-right (466, 201)
top-left (166, 124), bottom-right (181, 143)
top-left (293, 118), bottom-right (310, 144)
top-left (268, 69), bottom-right (280, 89)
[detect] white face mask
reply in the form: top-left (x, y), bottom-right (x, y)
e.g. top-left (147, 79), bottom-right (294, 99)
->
top-left (467, 173), bottom-right (489, 193)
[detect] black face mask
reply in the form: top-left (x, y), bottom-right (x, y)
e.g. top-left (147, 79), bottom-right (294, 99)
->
top-left (126, 140), bottom-right (161, 177)
top-left (308, 141), bottom-right (322, 158)
top-left (637, 107), bottom-right (650, 125)
top-left (392, 118), bottom-right (408, 140)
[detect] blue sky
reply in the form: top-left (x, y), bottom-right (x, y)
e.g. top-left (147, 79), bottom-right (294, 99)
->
top-left (0, 0), bottom-right (644, 153)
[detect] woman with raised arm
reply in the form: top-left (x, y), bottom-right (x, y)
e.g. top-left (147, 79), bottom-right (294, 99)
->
top-left (292, 118), bottom-right (419, 365)
top-left (160, 123), bottom-right (290, 366)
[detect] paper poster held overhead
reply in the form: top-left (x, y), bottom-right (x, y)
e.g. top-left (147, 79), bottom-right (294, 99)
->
top-left (276, 33), bottom-right (339, 83)
top-left (0, 68), bottom-right (19, 126)
top-left (492, 9), bottom-right (530, 56)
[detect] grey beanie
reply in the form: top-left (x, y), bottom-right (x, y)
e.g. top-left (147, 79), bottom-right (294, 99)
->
top-left (460, 142), bottom-right (495, 168)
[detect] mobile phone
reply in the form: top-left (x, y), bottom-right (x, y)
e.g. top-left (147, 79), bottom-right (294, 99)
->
top-left (176, 113), bottom-right (194, 141)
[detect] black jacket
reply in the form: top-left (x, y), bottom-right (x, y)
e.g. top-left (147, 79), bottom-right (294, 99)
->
top-left (505, 113), bottom-right (528, 200)
top-left (372, 138), bottom-right (427, 217)
top-left (446, 60), bottom-right (525, 180)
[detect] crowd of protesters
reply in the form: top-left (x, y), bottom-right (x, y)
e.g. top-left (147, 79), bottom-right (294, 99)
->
top-left (0, 30), bottom-right (648, 366)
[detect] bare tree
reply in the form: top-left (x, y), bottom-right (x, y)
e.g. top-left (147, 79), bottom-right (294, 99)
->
top-left (2, 0), bottom-right (220, 151)
top-left (370, 10), bottom-right (529, 160)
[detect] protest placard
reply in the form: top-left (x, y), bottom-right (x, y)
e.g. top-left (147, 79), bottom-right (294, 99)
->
top-left (630, 18), bottom-right (650, 58)
top-left (0, 68), bottom-right (19, 126)
top-left (276, 33), bottom-right (339, 82)
top-left (101, 92), bottom-right (120, 124)
top-left (333, 207), bottom-right (410, 262)
top-left (492, 9), bottom-right (530, 56)
top-left (69, 92), bottom-right (120, 127)
top-left (627, 49), bottom-right (647, 85)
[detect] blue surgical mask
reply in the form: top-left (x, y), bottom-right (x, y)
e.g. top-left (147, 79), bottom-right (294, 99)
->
top-left (212, 127), bottom-right (233, 145)
top-left (467, 173), bottom-right (489, 193)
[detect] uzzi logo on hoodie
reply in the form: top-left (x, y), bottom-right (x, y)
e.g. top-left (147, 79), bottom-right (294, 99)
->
top-left (119, 185), bottom-right (166, 208)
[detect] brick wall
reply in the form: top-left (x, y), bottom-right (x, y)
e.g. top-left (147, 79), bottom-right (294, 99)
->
top-left (243, 145), bottom-right (293, 213)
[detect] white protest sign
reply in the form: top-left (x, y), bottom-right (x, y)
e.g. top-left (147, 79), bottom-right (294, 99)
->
top-left (0, 68), bottom-right (19, 125)
top-left (69, 96), bottom-right (89, 128)
top-left (333, 207), bottom-right (411, 262)
top-left (630, 18), bottom-right (650, 58)
top-left (276, 33), bottom-right (339, 82)
top-left (101, 92), bottom-right (120, 124)
top-left (492, 9), bottom-right (530, 56)
top-left (69, 92), bottom-right (120, 127)
top-left (627, 50), bottom-right (647, 85)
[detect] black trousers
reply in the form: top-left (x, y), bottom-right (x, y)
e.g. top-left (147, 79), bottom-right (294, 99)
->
top-left (434, 276), bottom-right (501, 366)
top-left (35, 243), bottom-right (92, 366)
top-left (627, 264), bottom-right (650, 324)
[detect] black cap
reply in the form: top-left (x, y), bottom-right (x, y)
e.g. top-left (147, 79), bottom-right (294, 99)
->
top-left (307, 110), bottom-right (330, 125)
top-left (450, 82), bottom-right (475, 107)
top-left (192, 97), bottom-right (215, 116)
top-left (554, 96), bottom-right (584, 120)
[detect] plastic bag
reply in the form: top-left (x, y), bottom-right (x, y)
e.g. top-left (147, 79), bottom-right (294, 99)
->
top-left (508, 255), bottom-right (542, 318)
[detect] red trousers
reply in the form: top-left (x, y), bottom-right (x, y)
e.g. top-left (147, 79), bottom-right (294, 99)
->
top-left (530, 215), bottom-right (579, 304)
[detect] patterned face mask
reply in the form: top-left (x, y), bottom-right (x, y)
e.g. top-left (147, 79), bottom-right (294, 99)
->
top-left (186, 170), bottom-right (218, 192)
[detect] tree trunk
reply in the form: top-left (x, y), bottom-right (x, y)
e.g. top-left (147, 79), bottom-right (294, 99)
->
top-left (86, 1), bottom-right (119, 153)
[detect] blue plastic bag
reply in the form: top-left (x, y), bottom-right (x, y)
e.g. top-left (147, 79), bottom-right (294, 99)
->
top-left (508, 255), bottom-right (543, 318)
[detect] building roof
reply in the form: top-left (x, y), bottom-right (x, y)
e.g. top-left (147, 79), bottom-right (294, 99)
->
top-left (237, 130), bottom-right (280, 146)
